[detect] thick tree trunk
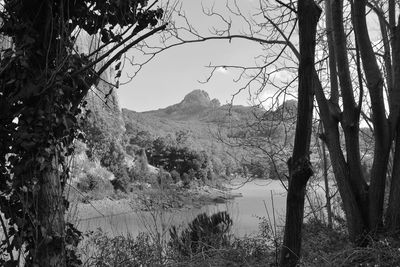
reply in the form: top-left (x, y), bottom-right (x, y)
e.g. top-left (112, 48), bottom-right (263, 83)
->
top-left (322, 120), bottom-right (367, 242)
top-left (314, 72), bottom-right (367, 242)
top-left (279, 1), bottom-right (321, 266)
top-left (353, 0), bottom-right (390, 230)
top-left (15, 2), bottom-right (69, 265)
top-left (37, 165), bottom-right (66, 266)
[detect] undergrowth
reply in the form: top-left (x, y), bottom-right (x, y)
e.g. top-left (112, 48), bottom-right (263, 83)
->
top-left (78, 213), bottom-right (400, 266)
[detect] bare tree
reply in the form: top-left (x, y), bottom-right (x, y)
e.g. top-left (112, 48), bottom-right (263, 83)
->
top-left (279, 1), bottom-right (321, 265)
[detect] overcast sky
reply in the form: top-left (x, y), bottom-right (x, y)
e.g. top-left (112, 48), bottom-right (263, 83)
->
top-left (116, 0), bottom-right (272, 112)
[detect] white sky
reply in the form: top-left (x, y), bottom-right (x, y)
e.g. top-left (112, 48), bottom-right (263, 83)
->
top-left (116, 0), bottom-right (271, 112)
top-left (114, 0), bottom-right (386, 115)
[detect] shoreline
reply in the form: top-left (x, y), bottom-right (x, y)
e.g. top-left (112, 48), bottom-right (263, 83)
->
top-left (72, 185), bottom-right (242, 222)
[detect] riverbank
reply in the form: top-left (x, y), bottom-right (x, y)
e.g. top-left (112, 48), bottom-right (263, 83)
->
top-left (74, 184), bottom-right (242, 222)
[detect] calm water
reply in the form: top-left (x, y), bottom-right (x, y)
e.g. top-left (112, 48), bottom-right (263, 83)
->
top-left (77, 179), bottom-right (287, 237)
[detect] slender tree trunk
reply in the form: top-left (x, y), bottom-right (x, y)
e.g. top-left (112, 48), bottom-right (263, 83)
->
top-left (386, 126), bottom-right (400, 231)
top-left (319, 124), bottom-right (333, 229)
top-left (279, 1), bottom-right (321, 266)
top-left (331, 0), bottom-right (369, 225)
top-left (385, 18), bottom-right (400, 232)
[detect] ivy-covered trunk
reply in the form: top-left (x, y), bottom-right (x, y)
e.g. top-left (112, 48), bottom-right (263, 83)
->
top-left (0, 0), bottom-right (165, 265)
top-left (37, 166), bottom-right (66, 266)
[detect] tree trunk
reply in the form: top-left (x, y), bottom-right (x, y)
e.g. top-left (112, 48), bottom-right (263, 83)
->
top-left (331, 0), bottom-right (369, 222)
top-left (319, 124), bottom-right (333, 228)
top-left (385, 19), bottom-right (400, 232)
top-left (386, 125), bottom-right (400, 231)
top-left (353, 0), bottom-right (390, 231)
top-left (279, 1), bottom-right (321, 266)
top-left (37, 165), bottom-right (66, 266)
top-left (314, 72), bottom-right (367, 242)
top-left (323, 120), bottom-right (367, 242)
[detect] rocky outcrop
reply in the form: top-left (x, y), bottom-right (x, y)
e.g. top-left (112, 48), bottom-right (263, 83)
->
top-left (146, 90), bottom-right (221, 120)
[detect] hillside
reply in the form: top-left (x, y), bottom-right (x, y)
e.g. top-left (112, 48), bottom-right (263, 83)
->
top-left (122, 90), bottom-right (297, 178)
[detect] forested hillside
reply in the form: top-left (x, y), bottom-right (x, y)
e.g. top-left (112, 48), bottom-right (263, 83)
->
top-left (122, 89), bottom-right (298, 180)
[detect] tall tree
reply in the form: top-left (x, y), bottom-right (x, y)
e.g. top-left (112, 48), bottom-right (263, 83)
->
top-left (0, 1), bottom-right (165, 266)
top-left (279, 1), bottom-right (321, 266)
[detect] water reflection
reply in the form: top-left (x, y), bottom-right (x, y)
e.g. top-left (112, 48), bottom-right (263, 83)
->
top-left (77, 179), bottom-right (287, 238)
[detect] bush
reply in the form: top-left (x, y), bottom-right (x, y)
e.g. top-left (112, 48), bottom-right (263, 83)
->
top-left (169, 211), bottom-right (233, 259)
top-left (181, 172), bottom-right (190, 188)
top-left (300, 218), bottom-right (349, 266)
top-left (100, 141), bottom-right (130, 190)
top-left (75, 164), bottom-right (114, 200)
top-left (170, 170), bottom-right (181, 183)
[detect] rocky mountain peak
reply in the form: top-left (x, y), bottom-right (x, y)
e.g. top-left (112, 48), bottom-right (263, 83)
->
top-left (144, 89), bottom-right (222, 120)
top-left (181, 90), bottom-right (211, 107)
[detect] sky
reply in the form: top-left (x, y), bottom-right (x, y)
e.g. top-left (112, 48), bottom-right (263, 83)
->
top-left (116, 0), bottom-right (276, 112)
top-left (114, 0), bottom-right (385, 115)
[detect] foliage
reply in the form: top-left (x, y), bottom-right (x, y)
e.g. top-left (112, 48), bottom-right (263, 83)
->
top-left (122, 105), bottom-right (251, 176)
top-left (328, 238), bottom-right (400, 267)
top-left (100, 140), bottom-right (130, 190)
top-left (300, 218), bottom-right (349, 266)
top-left (168, 212), bottom-right (279, 266)
top-left (81, 110), bottom-right (131, 191)
top-left (169, 211), bottom-right (233, 259)
top-left (74, 163), bottom-right (114, 201)
top-left (80, 229), bottom-right (159, 267)
top-left (170, 170), bottom-right (181, 183)
top-left (127, 130), bottom-right (217, 185)
top-left (81, 112), bottom-right (112, 161)
top-left (0, 0), bottom-right (165, 265)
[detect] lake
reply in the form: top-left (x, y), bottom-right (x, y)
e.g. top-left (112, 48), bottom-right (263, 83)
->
top-left (77, 179), bottom-right (288, 238)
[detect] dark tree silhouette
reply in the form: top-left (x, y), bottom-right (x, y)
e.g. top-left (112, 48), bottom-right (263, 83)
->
top-left (0, 1), bottom-right (166, 265)
top-left (279, 1), bottom-right (321, 266)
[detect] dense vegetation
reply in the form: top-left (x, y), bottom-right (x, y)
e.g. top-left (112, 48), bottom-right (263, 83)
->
top-left (0, 1), bottom-right (165, 265)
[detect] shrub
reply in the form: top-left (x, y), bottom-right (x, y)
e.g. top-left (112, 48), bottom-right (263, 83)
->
top-left (100, 140), bottom-right (130, 191)
top-left (181, 172), bottom-right (190, 188)
top-left (300, 218), bottom-right (349, 266)
top-left (75, 165), bottom-right (114, 200)
top-left (156, 169), bottom-right (173, 188)
top-left (170, 170), bottom-right (181, 183)
top-left (169, 211), bottom-right (233, 259)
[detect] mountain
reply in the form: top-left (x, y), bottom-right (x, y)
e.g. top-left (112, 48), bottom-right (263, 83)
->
top-left (143, 89), bottom-right (220, 120)
top-left (142, 89), bottom-right (263, 123)
top-left (122, 90), bottom-right (298, 175)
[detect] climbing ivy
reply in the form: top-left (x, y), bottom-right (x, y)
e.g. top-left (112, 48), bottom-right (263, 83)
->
top-left (0, 1), bottom-right (165, 266)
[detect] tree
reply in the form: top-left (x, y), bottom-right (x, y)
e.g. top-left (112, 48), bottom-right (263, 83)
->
top-left (280, 1), bottom-right (321, 265)
top-left (0, 1), bottom-right (166, 265)
top-left (314, 0), bottom-right (400, 242)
